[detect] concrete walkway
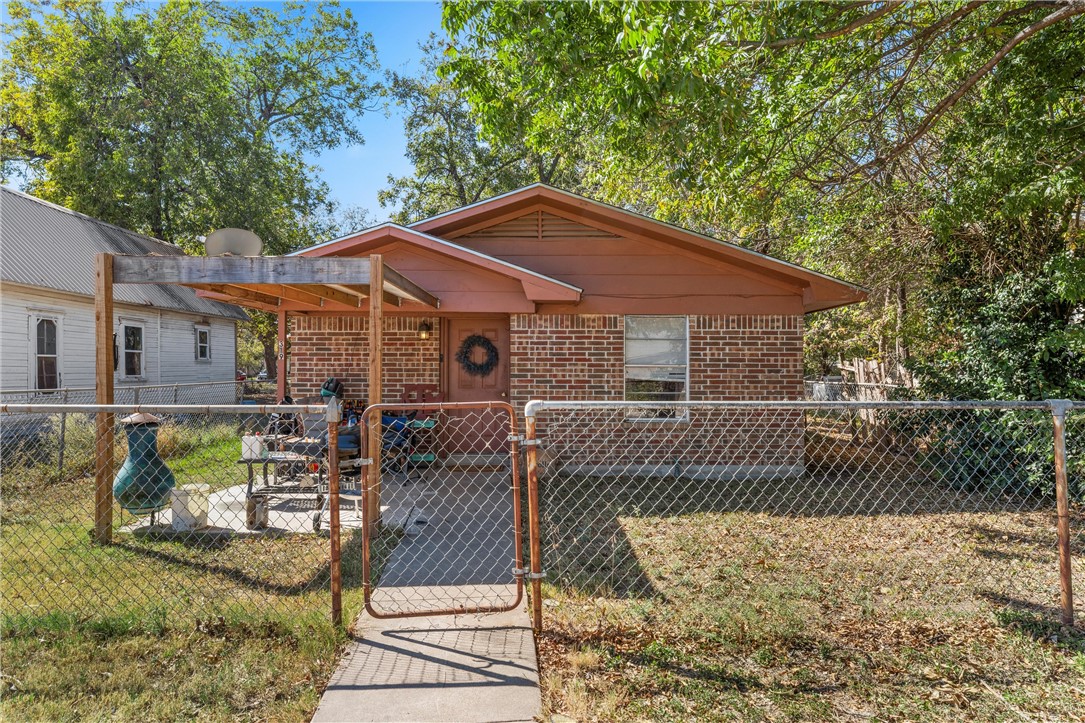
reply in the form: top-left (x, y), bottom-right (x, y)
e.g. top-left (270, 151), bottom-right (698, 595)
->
top-left (312, 463), bottom-right (540, 722)
top-left (311, 600), bottom-right (539, 723)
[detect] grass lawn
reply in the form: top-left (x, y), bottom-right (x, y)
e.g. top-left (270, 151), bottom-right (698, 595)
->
top-left (1, 421), bottom-right (403, 722)
top-left (535, 475), bottom-right (1085, 721)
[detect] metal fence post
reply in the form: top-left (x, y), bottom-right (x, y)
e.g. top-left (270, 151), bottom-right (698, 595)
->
top-left (56, 389), bottom-right (69, 479)
top-left (524, 407), bottom-right (544, 632)
top-left (327, 396), bottom-right (343, 627)
top-left (1050, 399), bottom-right (1074, 627)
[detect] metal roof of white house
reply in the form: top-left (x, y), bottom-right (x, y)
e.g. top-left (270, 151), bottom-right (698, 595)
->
top-left (0, 187), bottom-right (247, 321)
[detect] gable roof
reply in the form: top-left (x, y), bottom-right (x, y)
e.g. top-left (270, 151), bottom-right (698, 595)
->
top-left (410, 184), bottom-right (867, 313)
top-left (291, 222), bottom-right (582, 303)
top-left (0, 187), bottom-right (248, 320)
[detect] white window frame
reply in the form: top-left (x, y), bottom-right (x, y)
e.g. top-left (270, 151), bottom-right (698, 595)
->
top-left (194, 324), bottom-right (211, 362)
top-left (29, 312), bottom-right (63, 391)
top-left (623, 315), bottom-right (690, 422)
top-left (119, 320), bottom-right (146, 380)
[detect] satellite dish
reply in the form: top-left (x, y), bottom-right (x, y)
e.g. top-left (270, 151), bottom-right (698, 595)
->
top-left (204, 228), bottom-right (263, 257)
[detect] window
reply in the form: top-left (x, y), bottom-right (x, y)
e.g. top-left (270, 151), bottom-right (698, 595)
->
top-left (33, 316), bottom-right (60, 390)
top-left (122, 323), bottom-right (144, 378)
top-left (194, 325), bottom-right (210, 361)
top-left (624, 316), bottom-right (688, 418)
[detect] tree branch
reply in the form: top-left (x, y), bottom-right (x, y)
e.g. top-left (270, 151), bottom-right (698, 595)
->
top-left (738, 1), bottom-right (905, 50)
top-left (839, 0), bottom-right (1085, 181)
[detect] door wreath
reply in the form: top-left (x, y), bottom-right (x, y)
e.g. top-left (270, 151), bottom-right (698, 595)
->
top-left (455, 334), bottom-right (500, 377)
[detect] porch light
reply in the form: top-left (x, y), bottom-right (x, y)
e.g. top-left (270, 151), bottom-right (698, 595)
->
top-left (418, 320), bottom-right (432, 340)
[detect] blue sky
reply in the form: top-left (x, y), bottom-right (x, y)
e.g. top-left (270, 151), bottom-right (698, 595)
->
top-left (306, 1), bottom-right (444, 222)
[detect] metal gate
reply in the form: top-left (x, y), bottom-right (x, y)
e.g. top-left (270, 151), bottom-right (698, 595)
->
top-left (359, 401), bottom-right (524, 617)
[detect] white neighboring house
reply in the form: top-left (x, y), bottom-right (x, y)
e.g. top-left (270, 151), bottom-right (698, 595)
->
top-left (0, 187), bottom-right (248, 404)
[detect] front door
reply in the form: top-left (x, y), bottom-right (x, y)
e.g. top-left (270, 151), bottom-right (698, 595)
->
top-left (444, 317), bottom-right (510, 454)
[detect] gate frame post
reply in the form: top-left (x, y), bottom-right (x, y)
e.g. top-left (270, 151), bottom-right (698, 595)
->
top-left (524, 405), bottom-right (544, 632)
top-left (327, 396), bottom-right (343, 627)
top-left (1050, 399), bottom-right (1074, 627)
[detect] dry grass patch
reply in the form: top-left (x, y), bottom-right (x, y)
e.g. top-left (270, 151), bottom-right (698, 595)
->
top-left (535, 474), bottom-right (1084, 721)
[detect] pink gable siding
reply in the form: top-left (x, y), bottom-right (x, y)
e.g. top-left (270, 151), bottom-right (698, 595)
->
top-left (331, 241), bottom-right (536, 313)
top-left (453, 212), bottom-right (804, 315)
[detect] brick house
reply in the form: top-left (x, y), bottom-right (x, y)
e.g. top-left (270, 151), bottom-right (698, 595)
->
top-left (259, 185), bottom-right (865, 474)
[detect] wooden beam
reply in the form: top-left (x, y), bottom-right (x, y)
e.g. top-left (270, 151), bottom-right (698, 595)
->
top-left (282, 284), bottom-right (360, 308)
top-left (113, 256), bottom-right (376, 286)
top-left (94, 254), bottom-right (114, 545)
top-left (367, 254), bottom-right (384, 527)
top-left (382, 266), bottom-right (440, 308)
top-left (194, 289), bottom-right (280, 312)
top-left (247, 284), bottom-right (325, 309)
top-left (335, 284), bottom-right (404, 307)
top-left (188, 283), bottom-right (282, 308)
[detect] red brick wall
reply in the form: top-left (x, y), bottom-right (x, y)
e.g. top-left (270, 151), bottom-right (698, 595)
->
top-left (508, 314), bottom-right (804, 410)
top-left (689, 315), bottom-right (804, 401)
top-left (288, 315), bottom-right (440, 403)
top-left (511, 314), bottom-right (805, 472)
top-left (509, 314), bottom-right (625, 413)
top-left (288, 312), bottom-right (804, 472)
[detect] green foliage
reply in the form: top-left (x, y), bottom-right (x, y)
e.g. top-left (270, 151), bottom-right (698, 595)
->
top-left (380, 37), bottom-right (579, 222)
top-left (442, 2), bottom-right (1085, 395)
top-left (2, 0), bottom-right (376, 251)
top-left (2, 0), bottom-right (381, 368)
top-left (913, 254), bottom-right (1085, 401)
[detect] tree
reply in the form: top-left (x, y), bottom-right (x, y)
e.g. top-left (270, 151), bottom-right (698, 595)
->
top-left (443, 1), bottom-right (1085, 396)
top-left (379, 37), bottom-right (579, 223)
top-left (2, 0), bottom-right (380, 377)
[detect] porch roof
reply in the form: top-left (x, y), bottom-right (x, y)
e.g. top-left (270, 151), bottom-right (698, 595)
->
top-left (109, 254), bottom-right (441, 312)
top-left (290, 223), bottom-right (583, 305)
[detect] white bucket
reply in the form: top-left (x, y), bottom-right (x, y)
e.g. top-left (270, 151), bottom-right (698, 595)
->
top-left (171, 484), bottom-right (210, 531)
top-left (241, 435), bottom-right (264, 460)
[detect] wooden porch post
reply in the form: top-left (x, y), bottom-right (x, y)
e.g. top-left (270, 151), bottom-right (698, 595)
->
top-left (276, 310), bottom-right (288, 401)
top-left (367, 254), bottom-right (384, 526)
top-left (94, 253), bottom-right (115, 544)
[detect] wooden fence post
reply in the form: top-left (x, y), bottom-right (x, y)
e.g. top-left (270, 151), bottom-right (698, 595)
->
top-left (94, 254), bottom-right (115, 545)
top-left (1051, 399), bottom-right (1074, 627)
top-left (367, 255), bottom-right (383, 527)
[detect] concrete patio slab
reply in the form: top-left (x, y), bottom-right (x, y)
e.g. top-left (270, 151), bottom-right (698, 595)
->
top-left (311, 599), bottom-right (540, 723)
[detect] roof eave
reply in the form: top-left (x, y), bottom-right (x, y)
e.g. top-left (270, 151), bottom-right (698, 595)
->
top-left (410, 184), bottom-right (866, 307)
top-left (292, 223), bottom-right (584, 303)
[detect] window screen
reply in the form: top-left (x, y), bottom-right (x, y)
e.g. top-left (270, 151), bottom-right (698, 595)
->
top-left (624, 316), bottom-right (688, 413)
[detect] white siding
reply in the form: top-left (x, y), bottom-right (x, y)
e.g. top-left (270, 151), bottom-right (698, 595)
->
top-left (1, 283), bottom-right (237, 403)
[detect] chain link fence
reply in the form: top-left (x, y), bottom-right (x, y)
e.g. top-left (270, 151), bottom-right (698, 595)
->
top-left (359, 402), bottom-right (524, 619)
top-left (3, 398), bottom-right (1081, 640)
top-left (0, 401), bottom-right (359, 633)
top-left (523, 400), bottom-right (1084, 631)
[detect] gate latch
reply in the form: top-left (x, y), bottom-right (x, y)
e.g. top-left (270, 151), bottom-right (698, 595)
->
top-left (512, 567), bottom-right (547, 580)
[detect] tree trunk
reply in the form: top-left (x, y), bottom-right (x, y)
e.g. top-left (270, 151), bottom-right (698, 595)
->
top-left (895, 282), bottom-right (908, 362)
top-left (262, 340), bottom-right (277, 380)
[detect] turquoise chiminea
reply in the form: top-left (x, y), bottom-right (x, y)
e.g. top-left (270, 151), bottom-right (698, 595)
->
top-left (113, 412), bottom-right (175, 515)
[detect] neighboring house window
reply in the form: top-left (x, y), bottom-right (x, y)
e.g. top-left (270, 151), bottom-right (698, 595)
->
top-left (194, 325), bottom-right (211, 361)
top-left (625, 316), bottom-right (688, 417)
top-left (33, 316), bottom-right (61, 390)
top-left (122, 323), bottom-right (144, 377)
